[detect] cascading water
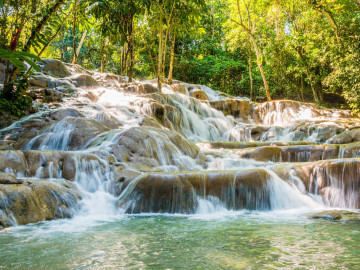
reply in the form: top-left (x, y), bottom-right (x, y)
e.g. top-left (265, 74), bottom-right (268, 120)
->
top-left (0, 60), bottom-right (359, 233)
top-left (2, 60), bottom-right (360, 269)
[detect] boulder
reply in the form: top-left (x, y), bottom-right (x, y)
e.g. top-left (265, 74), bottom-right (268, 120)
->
top-left (29, 74), bottom-right (48, 88)
top-left (108, 127), bottom-right (200, 170)
top-left (171, 84), bottom-right (188, 95)
top-left (143, 83), bottom-right (159, 94)
top-left (49, 108), bottom-right (83, 121)
top-left (307, 210), bottom-right (360, 222)
top-left (70, 73), bottom-right (99, 88)
top-left (0, 180), bottom-right (80, 228)
top-left (94, 112), bottom-right (122, 129)
top-left (189, 89), bottom-right (210, 101)
top-left (328, 128), bottom-right (360, 144)
top-left (40, 59), bottom-right (71, 78)
top-left (210, 99), bottom-right (251, 119)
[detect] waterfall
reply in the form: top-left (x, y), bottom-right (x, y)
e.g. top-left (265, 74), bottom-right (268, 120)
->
top-left (1, 62), bottom-right (359, 230)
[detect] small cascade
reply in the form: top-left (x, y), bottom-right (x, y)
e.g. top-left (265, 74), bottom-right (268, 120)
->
top-left (166, 94), bottom-right (235, 142)
top-left (24, 121), bottom-right (74, 151)
top-left (70, 153), bottom-right (118, 217)
top-left (308, 160), bottom-right (360, 209)
top-left (266, 170), bottom-right (322, 210)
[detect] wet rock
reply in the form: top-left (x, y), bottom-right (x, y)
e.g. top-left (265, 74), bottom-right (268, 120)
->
top-left (118, 169), bottom-right (272, 213)
top-left (66, 63), bottom-right (92, 75)
top-left (143, 83), bottom-right (159, 94)
top-left (64, 117), bottom-right (109, 150)
top-left (239, 146), bottom-right (282, 162)
top-left (274, 158), bottom-right (360, 209)
top-left (189, 89), bottom-right (209, 101)
top-left (307, 210), bottom-right (342, 220)
top-left (307, 210), bottom-right (360, 222)
top-left (197, 141), bottom-right (314, 150)
top-left (23, 150), bottom-right (63, 178)
top-left (94, 112), bottom-right (122, 129)
top-left (118, 173), bottom-right (196, 213)
top-left (210, 99), bottom-right (250, 119)
top-left (0, 180), bottom-right (80, 228)
top-left (328, 128), bottom-right (360, 144)
top-left (29, 74), bottom-right (48, 88)
top-left (27, 117), bottom-right (110, 151)
top-left (328, 132), bottom-right (353, 144)
top-left (31, 88), bottom-right (63, 103)
top-left (171, 84), bottom-right (188, 95)
top-left (150, 102), bottom-right (166, 121)
top-left (70, 73), bottom-right (100, 88)
top-left (39, 59), bottom-right (71, 78)
top-left (109, 127), bottom-right (200, 170)
top-left (49, 108), bottom-right (83, 121)
top-left (141, 116), bottom-right (163, 129)
top-left (0, 151), bottom-right (27, 176)
top-left (61, 152), bottom-right (76, 181)
top-left (0, 172), bottom-right (23, 184)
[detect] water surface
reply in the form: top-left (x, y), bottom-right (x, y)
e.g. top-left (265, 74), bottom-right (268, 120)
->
top-left (1, 211), bottom-right (359, 269)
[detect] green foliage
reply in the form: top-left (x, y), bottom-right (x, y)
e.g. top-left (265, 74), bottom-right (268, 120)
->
top-left (2, 0), bottom-right (360, 113)
top-left (0, 49), bottom-right (41, 72)
top-left (0, 94), bottom-right (33, 117)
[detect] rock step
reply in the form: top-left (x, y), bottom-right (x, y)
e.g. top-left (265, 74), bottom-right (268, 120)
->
top-left (236, 142), bottom-right (360, 162)
top-left (117, 169), bottom-right (272, 214)
top-left (0, 179), bottom-right (80, 229)
top-left (197, 141), bottom-right (316, 150)
top-left (118, 159), bottom-right (360, 213)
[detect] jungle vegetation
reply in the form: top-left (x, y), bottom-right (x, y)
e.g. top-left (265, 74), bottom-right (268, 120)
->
top-left (1, 0), bottom-right (360, 114)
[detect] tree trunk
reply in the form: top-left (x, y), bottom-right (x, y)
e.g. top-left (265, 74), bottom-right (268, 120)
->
top-left (161, 0), bottom-right (175, 81)
top-left (249, 35), bottom-right (271, 101)
top-left (5, 0), bottom-right (65, 88)
top-left (72, 30), bottom-right (87, 64)
top-left (23, 0), bottom-right (65, 52)
top-left (72, 0), bottom-right (78, 65)
top-left (121, 43), bottom-right (128, 77)
top-left (157, 6), bottom-right (163, 92)
top-left (162, 25), bottom-right (170, 81)
top-left (235, 0), bottom-right (270, 101)
top-left (248, 46), bottom-right (253, 101)
top-left (24, 19), bottom-right (66, 77)
top-left (38, 21), bottom-right (65, 57)
top-left (354, 0), bottom-right (360, 8)
top-left (321, 10), bottom-right (342, 47)
top-left (101, 38), bottom-right (105, 73)
top-left (167, 32), bottom-right (175, 84)
top-left (120, 46), bottom-right (125, 76)
top-left (300, 74), bottom-right (304, 102)
top-left (296, 47), bottom-right (321, 104)
top-left (144, 36), bottom-right (156, 75)
top-left (128, 17), bottom-right (135, 83)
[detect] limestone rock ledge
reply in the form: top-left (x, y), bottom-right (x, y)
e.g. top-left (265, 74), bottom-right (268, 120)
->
top-left (0, 179), bottom-right (81, 229)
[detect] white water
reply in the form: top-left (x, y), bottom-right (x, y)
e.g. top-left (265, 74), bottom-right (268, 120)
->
top-left (1, 65), bottom-right (359, 229)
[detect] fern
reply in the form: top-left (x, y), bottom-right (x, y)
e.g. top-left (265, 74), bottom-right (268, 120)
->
top-left (0, 49), bottom-right (41, 72)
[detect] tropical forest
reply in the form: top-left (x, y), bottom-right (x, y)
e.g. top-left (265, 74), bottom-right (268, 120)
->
top-left (1, 0), bottom-right (360, 269)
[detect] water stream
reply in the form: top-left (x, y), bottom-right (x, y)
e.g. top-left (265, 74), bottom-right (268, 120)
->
top-left (0, 61), bottom-right (359, 268)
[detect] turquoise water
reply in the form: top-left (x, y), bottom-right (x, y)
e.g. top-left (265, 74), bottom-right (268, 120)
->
top-left (1, 211), bottom-right (360, 269)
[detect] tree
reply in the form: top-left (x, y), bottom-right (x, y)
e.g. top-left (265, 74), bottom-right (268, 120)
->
top-left (230, 0), bottom-right (272, 101)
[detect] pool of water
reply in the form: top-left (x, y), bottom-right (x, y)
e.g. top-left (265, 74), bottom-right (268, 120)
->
top-left (1, 210), bottom-right (360, 269)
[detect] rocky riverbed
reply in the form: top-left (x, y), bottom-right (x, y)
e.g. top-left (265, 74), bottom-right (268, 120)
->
top-left (1, 59), bottom-right (360, 229)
